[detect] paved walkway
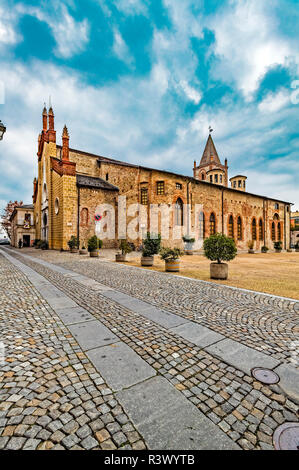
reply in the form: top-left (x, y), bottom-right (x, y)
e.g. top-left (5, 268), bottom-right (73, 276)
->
top-left (0, 247), bottom-right (298, 450)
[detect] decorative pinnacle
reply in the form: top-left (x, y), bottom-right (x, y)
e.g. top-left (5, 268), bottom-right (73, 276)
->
top-left (62, 125), bottom-right (69, 138)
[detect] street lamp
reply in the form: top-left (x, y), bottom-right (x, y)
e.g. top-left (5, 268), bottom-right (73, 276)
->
top-left (0, 120), bottom-right (6, 140)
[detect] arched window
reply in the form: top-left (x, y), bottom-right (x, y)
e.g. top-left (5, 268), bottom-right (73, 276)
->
top-left (228, 215), bottom-right (234, 238)
top-left (199, 212), bottom-right (205, 239)
top-left (273, 213), bottom-right (280, 220)
top-left (80, 208), bottom-right (89, 227)
top-left (271, 222), bottom-right (276, 241)
top-left (209, 213), bottom-right (216, 235)
top-left (175, 198), bottom-right (183, 226)
top-left (105, 173), bottom-right (109, 181)
top-left (277, 222), bottom-right (281, 241)
top-left (237, 216), bottom-right (242, 240)
top-left (201, 172), bottom-right (205, 180)
top-left (252, 218), bottom-right (257, 240)
top-left (259, 219), bottom-right (263, 241)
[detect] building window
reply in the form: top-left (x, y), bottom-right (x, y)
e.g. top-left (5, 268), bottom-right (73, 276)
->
top-left (215, 174), bottom-right (218, 183)
top-left (233, 181), bottom-right (236, 188)
top-left (259, 219), bottom-right (263, 241)
top-left (201, 173), bottom-right (205, 180)
top-left (80, 208), bottom-right (89, 227)
top-left (141, 188), bottom-right (148, 205)
top-left (271, 222), bottom-right (276, 241)
top-left (220, 174), bottom-right (223, 183)
top-left (157, 181), bottom-right (165, 195)
top-left (105, 173), bottom-right (109, 181)
top-left (237, 216), bottom-right (242, 240)
top-left (277, 222), bottom-right (281, 241)
top-left (252, 218), bottom-right (257, 240)
top-left (275, 203), bottom-right (279, 210)
top-left (175, 198), bottom-right (184, 226)
top-left (199, 212), bottom-right (205, 239)
top-left (238, 180), bottom-right (242, 188)
top-left (210, 175), bottom-right (213, 183)
top-left (228, 215), bottom-right (234, 238)
top-left (273, 213), bottom-right (279, 220)
top-left (54, 198), bottom-right (59, 215)
top-left (209, 213), bottom-right (216, 235)
top-left (176, 183), bottom-right (182, 190)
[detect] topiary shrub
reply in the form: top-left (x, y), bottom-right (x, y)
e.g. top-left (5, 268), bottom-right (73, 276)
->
top-left (119, 239), bottom-right (132, 255)
top-left (67, 236), bottom-right (78, 249)
top-left (142, 232), bottom-right (161, 257)
top-left (159, 247), bottom-right (182, 261)
top-left (203, 233), bottom-right (237, 264)
top-left (274, 241), bottom-right (282, 251)
top-left (261, 246), bottom-right (269, 253)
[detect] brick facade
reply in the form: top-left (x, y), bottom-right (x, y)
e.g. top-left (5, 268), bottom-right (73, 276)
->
top-left (33, 108), bottom-right (292, 251)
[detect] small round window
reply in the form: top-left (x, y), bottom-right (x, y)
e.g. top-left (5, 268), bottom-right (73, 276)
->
top-left (55, 198), bottom-right (60, 215)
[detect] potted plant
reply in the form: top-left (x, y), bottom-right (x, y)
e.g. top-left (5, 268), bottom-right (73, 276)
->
top-left (295, 242), bottom-right (299, 253)
top-left (274, 241), bottom-right (282, 253)
top-left (203, 233), bottom-right (237, 280)
top-left (116, 240), bottom-right (132, 262)
top-left (159, 247), bottom-right (182, 272)
top-left (247, 240), bottom-right (255, 254)
top-left (68, 236), bottom-right (78, 253)
top-left (88, 235), bottom-right (102, 257)
top-left (40, 240), bottom-right (49, 250)
top-left (261, 246), bottom-right (269, 253)
top-left (141, 232), bottom-right (161, 266)
top-left (182, 235), bottom-right (195, 255)
top-left (33, 239), bottom-right (40, 249)
top-left (79, 243), bottom-right (88, 255)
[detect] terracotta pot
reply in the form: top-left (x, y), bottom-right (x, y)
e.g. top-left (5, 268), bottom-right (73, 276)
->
top-left (70, 248), bottom-right (78, 253)
top-left (165, 260), bottom-right (180, 272)
top-left (141, 256), bottom-right (154, 266)
top-left (79, 249), bottom-right (88, 255)
top-left (89, 250), bottom-right (99, 258)
top-left (210, 262), bottom-right (228, 280)
top-left (248, 249), bottom-right (255, 254)
top-left (275, 249), bottom-right (282, 253)
top-left (115, 253), bottom-right (126, 262)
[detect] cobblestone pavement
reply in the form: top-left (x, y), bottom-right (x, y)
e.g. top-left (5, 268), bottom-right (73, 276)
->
top-left (2, 248), bottom-right (298, 451)
top-left (0, 253), bottom-right (146, 450)
top-left (26, 249), bottom-right (298, 365)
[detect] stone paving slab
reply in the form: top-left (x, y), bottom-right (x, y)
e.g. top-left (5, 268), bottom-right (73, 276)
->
top-left (87, 342), bottom-right (156, 392)
top-left (117, 376), bottom-right (240, 450)
top-left (274, 364), bottom-right (299, 402)
top-left (206, 338), bottom-right (281, 375)
top-left (68, 320), bottom-right (120, 351)
top-left (170, 322), bottom-right (225, 348)
top-left (54, 306), bottom-right (95, 325)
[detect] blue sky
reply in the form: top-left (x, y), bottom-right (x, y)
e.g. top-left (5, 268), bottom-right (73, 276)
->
top-left (0, 0), bottom-right (298, 212)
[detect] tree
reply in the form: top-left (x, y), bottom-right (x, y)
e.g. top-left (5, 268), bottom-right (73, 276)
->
top-left (142, 232), bottom-right (161, 257)
top-left (203, 233), bottom-right (237, 264)
top-left (0, 200), bottom-right (23, 239)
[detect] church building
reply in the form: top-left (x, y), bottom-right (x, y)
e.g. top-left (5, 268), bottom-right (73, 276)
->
top-left (33, 107), bottom-right (292, 251)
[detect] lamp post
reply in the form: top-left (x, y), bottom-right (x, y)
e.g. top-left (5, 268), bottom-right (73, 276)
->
top-left (0, 120), bottom-right (6, 140)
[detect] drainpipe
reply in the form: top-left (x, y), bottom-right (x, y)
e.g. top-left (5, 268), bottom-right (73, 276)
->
top-left (186, 181), bottom-right (191, 236)
top-left (263, 199), bottom-right (266, 245)
top-left (284, 204), bottom-right (286, 250)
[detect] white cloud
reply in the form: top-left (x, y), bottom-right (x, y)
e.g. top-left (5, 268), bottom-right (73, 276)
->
top-left (258, 89), bottom-right (290, 113)
top-left (112, 28), bottom-right (133, 64)
top-left (179, 80), bottom-right (201, 104)
top-left (0, 4), bottom-right (20, 48)
top-left (16, 3), bottom-right (90, 58)
top-left (208, 0), bottom-right (293, 99)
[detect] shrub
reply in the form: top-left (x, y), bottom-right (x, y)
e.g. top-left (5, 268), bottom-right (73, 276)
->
top-left (261, 246), bottom-right (269, 253)
top-left (142, 232), bottom-right (161, 257)
top-left (119, 240), bottom-right (132, 255)
top-left (159, 247), bottom-right (182, 261)
top-left (295, 241), bottom-right (299, 249)
top-left (247, 240), bottom-right (254, 250)
top-left (88, 235), bottom-right (102, 252)
top-left (33, 239), bottom-right (40, 247)
top-left (203, 233), bottom-right (237, 264)
top-left (67, 236), bottom-right (78, 249)
top-left (274, 241), bottom-right (282, 250)
top-left (40, 240), bottom-right (48, 250)
top-left (36, 240), bottom-right (43, 249)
